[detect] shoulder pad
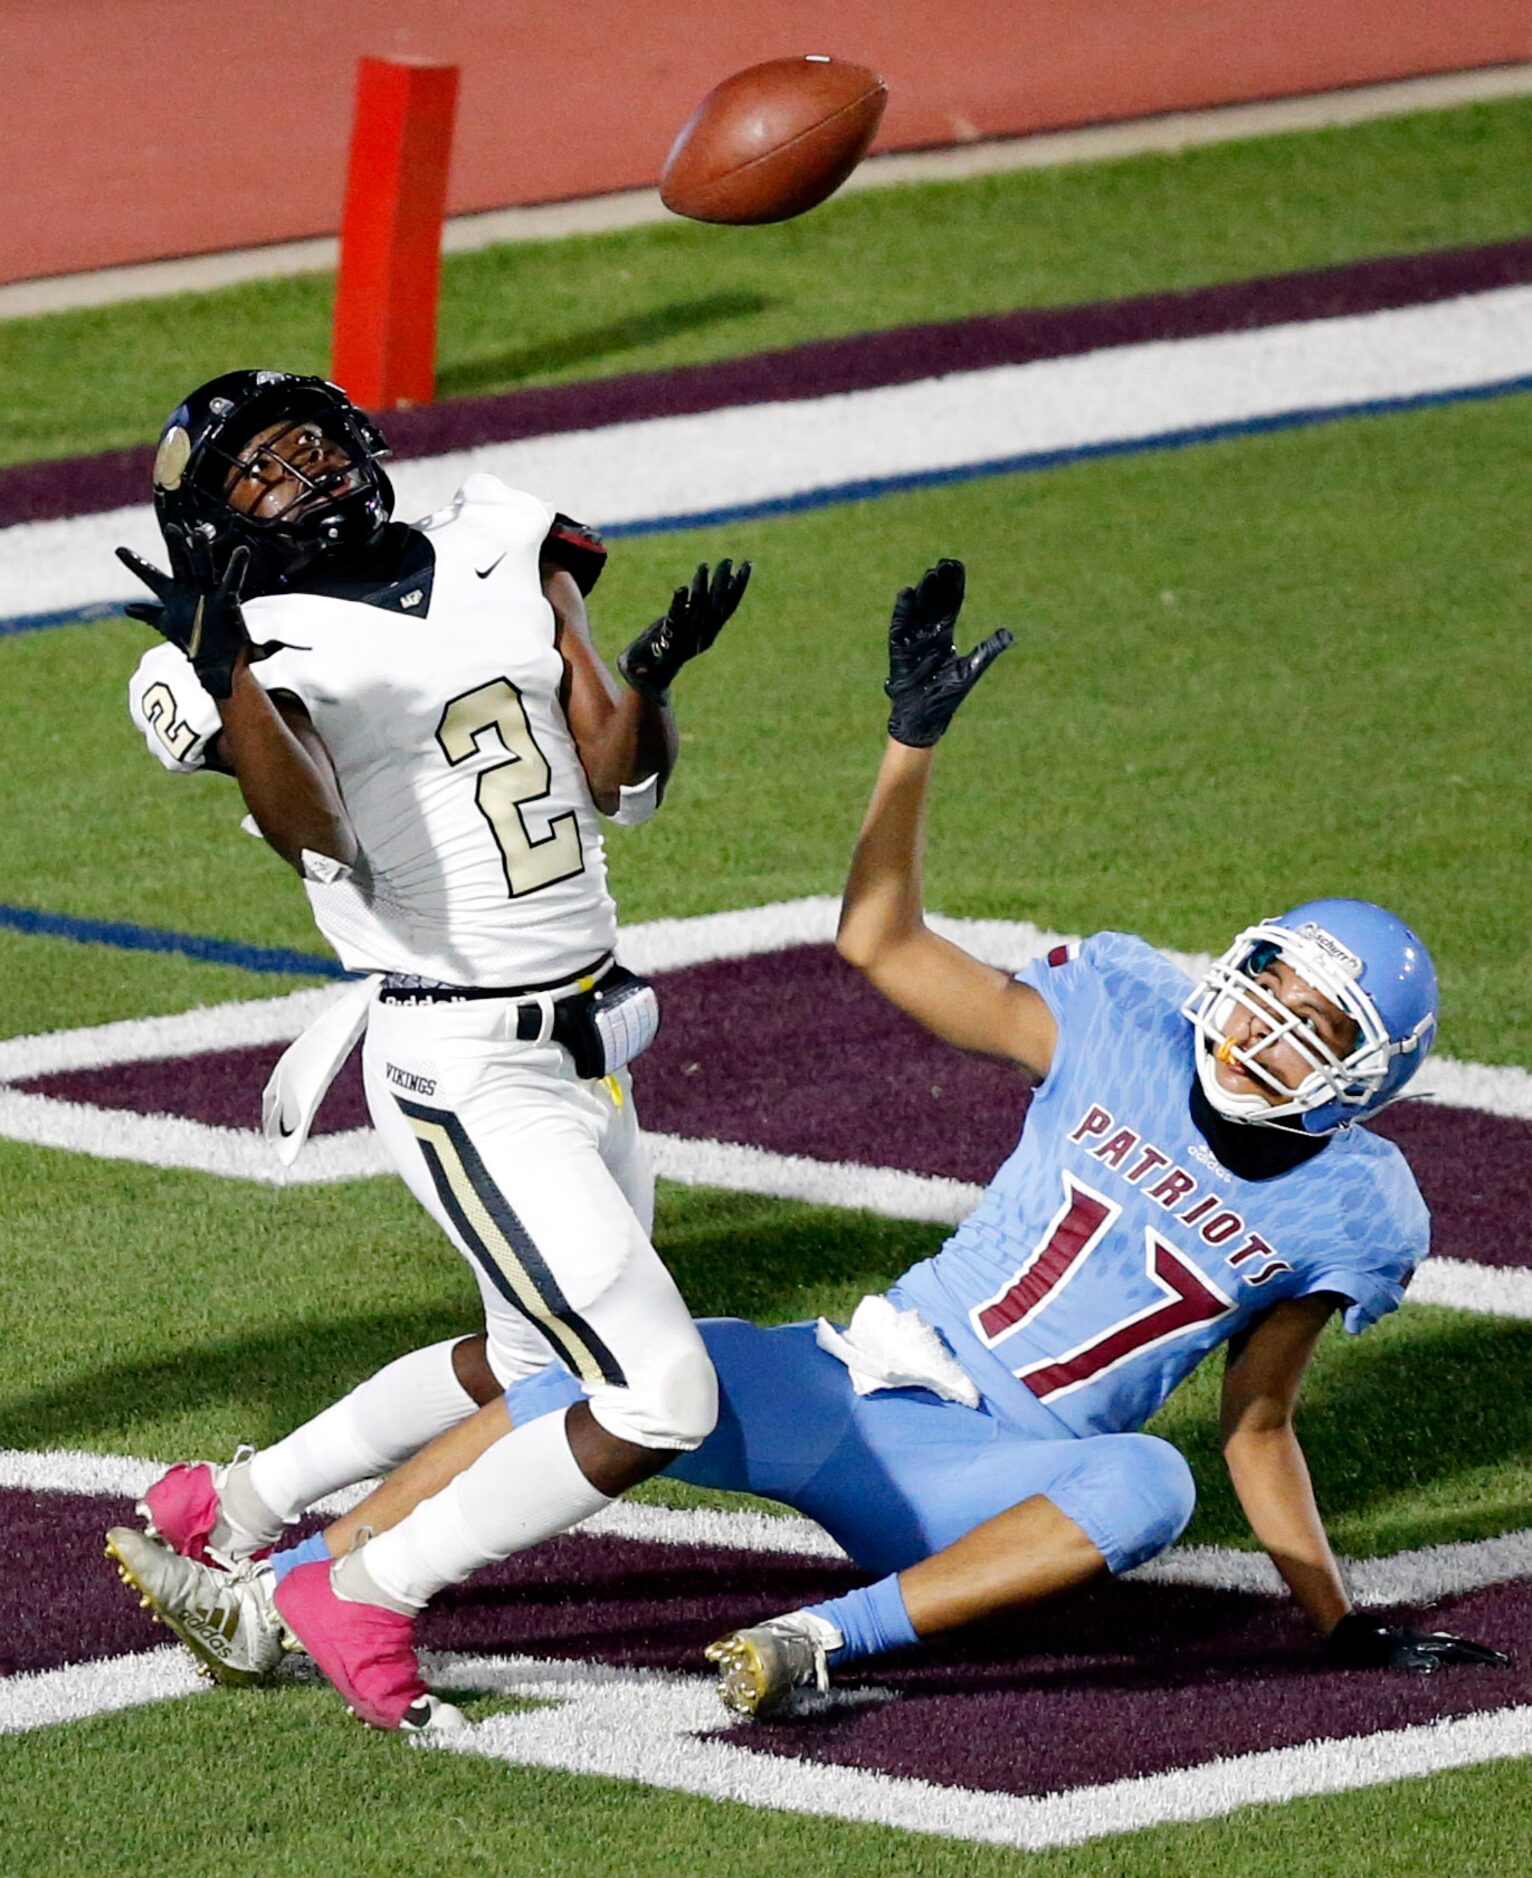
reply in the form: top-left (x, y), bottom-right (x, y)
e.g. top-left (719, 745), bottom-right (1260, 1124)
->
top-left (459, 475), bottom-right (556, 534)
top-left (127, 643), bottom-right (221, 773)
top-left (543, 512), bottom-right (608, 596)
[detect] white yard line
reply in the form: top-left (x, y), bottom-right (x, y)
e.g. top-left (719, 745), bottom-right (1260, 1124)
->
top-left (6, 286), bottom-right (1531, 627)
top-left (1407, 1258), bottom-right (1532, 1319)
top-left (5, 1633), bottom-right (1527, 1852)
top-left (0, 1647), bottom-right (207, 1736)
top-left (4, 64), bottom-right (1529, 318)
top-left (0, 985), bottom-right (341, 1080)
top-left (425, 1650), bottom-right (1532, 1852)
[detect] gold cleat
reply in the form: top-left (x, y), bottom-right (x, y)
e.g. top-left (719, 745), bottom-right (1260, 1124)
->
top-left (704, 1613), bottom-right (833, 1719)
top-left (705, 1631), bottom-right (772, 1716)
top-left (105, 1526), bottom-right (288, 1687)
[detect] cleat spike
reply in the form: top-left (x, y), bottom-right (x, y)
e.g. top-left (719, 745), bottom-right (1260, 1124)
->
top-left (705, 1615), bottom-right (833, 1718)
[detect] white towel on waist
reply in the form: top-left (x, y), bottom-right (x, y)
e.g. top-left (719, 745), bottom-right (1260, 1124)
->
top-left (261, 974), bottom-right (378, 1166)
top-left (815, 1294), bottom-right (981, 1408)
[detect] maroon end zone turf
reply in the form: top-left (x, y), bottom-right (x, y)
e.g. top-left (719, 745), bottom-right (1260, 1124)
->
top-left (8, 1484), bottom-right (1526, 1796)
top-left (16, 944), bottom-right (1532, 1273)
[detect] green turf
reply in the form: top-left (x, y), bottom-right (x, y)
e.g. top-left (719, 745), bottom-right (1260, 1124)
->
top-left (4, 1140), bottom-right (1526, 1558)
top-left (0, 98), bottom-right (1528, 467)
top-left (7, 388), bottom-right (1528, 1062)
top-left (2, 1685), bottom-right (1530, 1877)
top-left (0, 925), bottom-right (319, 1039)
top-left (3, 102), bottom-right (1529, 1867)
top-left (0, 1145), bottom-right (932, 1460)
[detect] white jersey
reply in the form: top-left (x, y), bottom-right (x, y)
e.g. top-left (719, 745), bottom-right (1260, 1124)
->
top-left (129, 475), bottom-right (618, 986)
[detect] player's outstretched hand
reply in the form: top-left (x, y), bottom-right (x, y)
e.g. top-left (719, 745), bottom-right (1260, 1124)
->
top-left (618, 559), bottom-right (752, 703)
top-left (1325, 1612), bottom-right (1514, 1673)
top-left (884, 559), bottom-right (1012, 748)
top-left (116, 526), bottom-right (252, 700)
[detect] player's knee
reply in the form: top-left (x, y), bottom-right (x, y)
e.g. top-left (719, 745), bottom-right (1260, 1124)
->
top-left (651, 1342), bottom-right (719, 1446)
top-left (1105, 1434), bottom-right (1196, 1571)
top-left (597, 1344), bottom-right (718, 1450)
top-left (451, 1334), bottom-right (501, 1406)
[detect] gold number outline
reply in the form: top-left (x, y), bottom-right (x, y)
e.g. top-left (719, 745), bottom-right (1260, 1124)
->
top-left (140, 680), bottom-right (201, 761)
top-left (435, 677), bottom-right (586, 899)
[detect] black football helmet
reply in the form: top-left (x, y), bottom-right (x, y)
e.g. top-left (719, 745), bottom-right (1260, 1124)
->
top-left (149, 370), bottom-right (395, 590)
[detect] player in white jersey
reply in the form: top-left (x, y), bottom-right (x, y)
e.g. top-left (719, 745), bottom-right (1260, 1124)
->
top-left (110, 369), bottom-right (750, 1730)
top-left (111, 554), bottom-right (1510, 1723)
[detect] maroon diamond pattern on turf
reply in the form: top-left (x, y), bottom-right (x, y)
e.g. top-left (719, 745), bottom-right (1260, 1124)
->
top-left (13, 1486), bottom-right (1524, 1797)
top-left (14, 944), bottom-right (1532, 1271)
top-left (2, 1489), bottom-right (165, 1674)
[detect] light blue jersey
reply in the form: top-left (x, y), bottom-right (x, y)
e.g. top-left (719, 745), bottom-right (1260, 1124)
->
top-left (891, 932), bottom-right (1429, 1440)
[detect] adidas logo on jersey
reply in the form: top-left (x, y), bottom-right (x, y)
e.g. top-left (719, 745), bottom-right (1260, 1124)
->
top-left (1186, 1139), bottom-right (1223, 1175)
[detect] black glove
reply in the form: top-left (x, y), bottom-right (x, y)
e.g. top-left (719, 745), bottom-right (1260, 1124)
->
top-left (116, 527), bottom-right (252, 700)
top-left (618, 559), bottom-right (751, 703)
top-left (1326, 1612), bottom-right (1514, 1673)
top-left (884, 559), bottom-right (1012, 748)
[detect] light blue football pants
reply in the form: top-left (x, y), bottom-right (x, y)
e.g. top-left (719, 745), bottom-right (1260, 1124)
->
top-left (506, 1316), bottom-right (1195, 1576)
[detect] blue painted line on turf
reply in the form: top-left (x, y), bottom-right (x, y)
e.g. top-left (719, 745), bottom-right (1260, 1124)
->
top-left (0, 600), bottom-right (132, 638)
top-left (7, 371), bottom-right (1530, 636)
top-left (0, 902), bottom-right (345, 977)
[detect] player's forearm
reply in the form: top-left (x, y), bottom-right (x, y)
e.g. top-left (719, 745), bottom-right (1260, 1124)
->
top-left (836, 739), bottom-right (936, 972)
top-left (216, 661), bottom-right (358, 873)
top-left (579, 688), bottom-right (677, 811)
top-left (1224, 1422), bottom-right (1350, 1635)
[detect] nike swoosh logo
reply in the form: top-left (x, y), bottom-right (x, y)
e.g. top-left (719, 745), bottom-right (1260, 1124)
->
top-left (476, 554), bottom-right (507, 580)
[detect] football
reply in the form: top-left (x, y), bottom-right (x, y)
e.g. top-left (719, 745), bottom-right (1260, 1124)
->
top-left (660, 56), bottom-right (888, 226)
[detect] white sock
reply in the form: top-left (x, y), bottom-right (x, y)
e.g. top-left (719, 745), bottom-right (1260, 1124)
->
top-left (247, 1338), bottom-right (478, 1523)
top-left (361, 1409), bottom-right (611, 1611)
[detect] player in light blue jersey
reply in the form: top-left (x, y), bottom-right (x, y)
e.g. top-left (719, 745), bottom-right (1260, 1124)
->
top-left (118, 560), bottom-right (1510, 1722)
top-left (695, 561), bottom-right (1505, 1709)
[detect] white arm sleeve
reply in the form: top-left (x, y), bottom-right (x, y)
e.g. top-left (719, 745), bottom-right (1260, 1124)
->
top-left (127, 643), bottom-right (222, 773)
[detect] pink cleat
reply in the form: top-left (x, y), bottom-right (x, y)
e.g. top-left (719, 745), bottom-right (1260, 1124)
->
top-left (273, 1559), bottom-right (463, 1733)
top-left (138, 1463), bottom-right (224, 1565)
top-left (137, 1447), bottom-right (280, 1570)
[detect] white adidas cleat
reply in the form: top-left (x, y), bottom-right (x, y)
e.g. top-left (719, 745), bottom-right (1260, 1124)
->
top-left (705, 1610), bottom-right (836, 1719)
top-left (106, 1526), bottom-right (290, 1686)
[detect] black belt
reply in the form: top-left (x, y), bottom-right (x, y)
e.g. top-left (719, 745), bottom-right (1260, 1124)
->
top-left (378, 957), bottom-right (650, 1079)
top-left (376, 955), bottom-right (614, 1021)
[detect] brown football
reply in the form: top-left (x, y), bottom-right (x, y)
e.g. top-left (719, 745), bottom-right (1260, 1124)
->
top-left (661, 56), bottom-right (888, 226)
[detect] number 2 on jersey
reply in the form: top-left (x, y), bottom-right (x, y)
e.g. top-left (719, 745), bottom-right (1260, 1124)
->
top-left (436, 679), bottom-right (585, 898)
top-left (140, 681), bottom-right (201, 762)
top-left (972, 1172), bottom-right (1234, 1401)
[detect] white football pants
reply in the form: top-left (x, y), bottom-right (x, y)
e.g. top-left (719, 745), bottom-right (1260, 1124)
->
top-left (363, 995), bottom-right (716, 1452)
